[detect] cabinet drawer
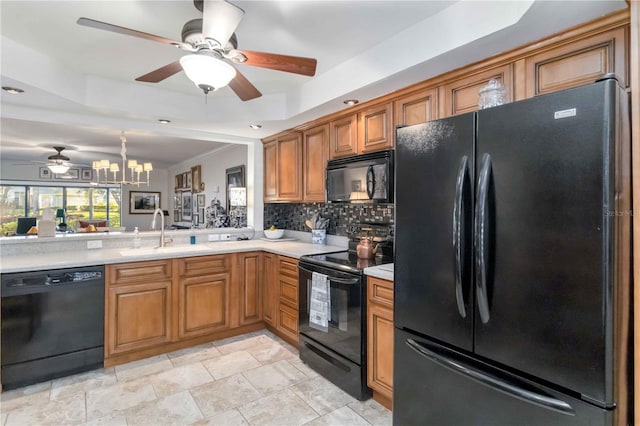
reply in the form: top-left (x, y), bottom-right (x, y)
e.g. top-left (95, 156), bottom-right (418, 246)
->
top-left (278, 302), bottom-right (299, 343)
top-left (108, 260), bottom-right (172, 286)
top-left (279, 276), bottom-right (298, 308)
top-left (178, 254), bottom-right (230, 277)
top-left (368, 276), bottom-right (394, 308)
top-left (278, 256), bottom-right (299, 279)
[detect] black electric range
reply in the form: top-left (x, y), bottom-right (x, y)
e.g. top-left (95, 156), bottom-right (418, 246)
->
top-left (299, 251), bottom-right (393, 275)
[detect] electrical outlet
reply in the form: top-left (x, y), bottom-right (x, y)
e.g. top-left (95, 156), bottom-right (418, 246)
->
top-left (87, 240), bottom-right (102, 249)
top-left (208, 234), bottom-right (220, 241)
top-left (219, 234), bottom-right (231, 241)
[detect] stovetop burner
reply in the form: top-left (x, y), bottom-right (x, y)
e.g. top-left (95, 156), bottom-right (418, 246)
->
top-left (299, 251), bottom-right (393, 275)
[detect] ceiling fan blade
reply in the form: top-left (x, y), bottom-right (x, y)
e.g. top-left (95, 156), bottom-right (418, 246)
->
top-left (240, 51), bottom-right (317, 76)
top-left (202, 0), bottom-right (245, 48)
top-left (135, 61), bottom-right (183, 83)
top-left (228, 67), bottom-right (262, 101)
top-left (77, 17), bottom-right (182, 46)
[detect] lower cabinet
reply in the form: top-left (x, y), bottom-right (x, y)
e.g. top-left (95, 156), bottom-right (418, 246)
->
top-left (264, 255), bottom-right (300, 346)
top-left (106, 260), bottom-right (173, 358)
top-left (367, 276), bottom-right (394, 410)
top-left (105, 253), bottom-right (264, 366)
top-left (263, 252), bottom-right (278, 327)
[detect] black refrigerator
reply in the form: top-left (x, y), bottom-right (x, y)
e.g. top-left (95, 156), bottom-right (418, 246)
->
top-left (393, 76), bottom-right (631, 426)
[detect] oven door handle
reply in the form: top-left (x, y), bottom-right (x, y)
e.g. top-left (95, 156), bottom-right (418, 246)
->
top-left (299, 266), bottom-right (361, 285)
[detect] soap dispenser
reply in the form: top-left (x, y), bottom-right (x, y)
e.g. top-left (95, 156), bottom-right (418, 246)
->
top-left (133, 226), bottom-right (141, 248)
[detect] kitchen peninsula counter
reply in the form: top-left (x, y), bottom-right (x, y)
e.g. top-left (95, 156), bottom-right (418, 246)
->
top-left (0, 231), bottom-right (346, 274)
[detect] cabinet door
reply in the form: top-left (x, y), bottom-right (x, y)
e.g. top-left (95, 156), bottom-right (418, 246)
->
top-left (237, 252), bottom-right (263, 326)
top-left (303, 124), bottom-right (329, 202)
top-left (277, 132), bottom-right (303, 201)
top-left (177, 273), bottom-right (230, 339)
top-left (106, 281), bottom-right (172, 357)
top-left (367, 277), bottom-right (394, 408)
top-left (441, 64), bottom-right (512, 117)
top-left (524, 27), bottom-right (628, 97)
top-left (263, 140), bottom-right (278, 202)
top-left (359, 102), bottom-right (393, 153)
top-left (329, 114), bottom-right (358, 159)
top-left (394, 88), bottom-right (438, 126)
top-left (263, 252), bottom-right (277, 327)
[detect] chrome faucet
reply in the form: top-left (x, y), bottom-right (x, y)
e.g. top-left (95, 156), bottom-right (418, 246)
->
top-left (151, 208), bottom-right (172, 247)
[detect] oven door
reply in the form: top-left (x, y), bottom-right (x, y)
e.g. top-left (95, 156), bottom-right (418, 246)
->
top-left (298, 262), bottom-right (364, 365)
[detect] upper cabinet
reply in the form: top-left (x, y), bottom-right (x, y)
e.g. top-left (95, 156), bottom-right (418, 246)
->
top-left (329, 113), bottom-right (358, 159)
top-left (523, 26), bottom-right (628, 98)
top-left (303, 124), bottom-right (329, 202)
top-left (359, 102), bottom-right (394, 153)
top-left (394, 88), bottom-right (439, 127)
top-left (263, 132), bottom-right (303, 203)
top-left (441, 64), bottom-right (513, 117)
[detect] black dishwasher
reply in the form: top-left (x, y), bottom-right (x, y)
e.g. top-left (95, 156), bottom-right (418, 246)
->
top-left (1, 265), bottom-right (105, 389)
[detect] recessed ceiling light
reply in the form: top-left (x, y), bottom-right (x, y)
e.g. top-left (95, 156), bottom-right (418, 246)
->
top-left (343, 99), bottom-right (359, 106)
top-left (249, 124), bottom-right (262, 129)
top-left (2, 86), bottom-right (24, 94)
top-left (158, 119), bottom-right (171, 124)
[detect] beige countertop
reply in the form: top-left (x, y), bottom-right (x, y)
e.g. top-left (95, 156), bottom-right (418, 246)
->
top-left (0, 239), bottom-right (346, 274)
top-left (363, 263), bottom-right (394, 281)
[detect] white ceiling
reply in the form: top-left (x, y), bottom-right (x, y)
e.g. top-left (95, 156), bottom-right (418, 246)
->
top-left (0, 0), bottom-right (628, 169)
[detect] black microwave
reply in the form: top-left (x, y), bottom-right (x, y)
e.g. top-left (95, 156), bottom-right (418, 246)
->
top-left (326, 150), bottom-right (394, 203)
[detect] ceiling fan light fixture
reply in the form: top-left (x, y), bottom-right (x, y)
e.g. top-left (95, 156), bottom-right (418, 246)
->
top-left (48, 163), bottom-right (70, 174)
top-left (180, 54), bottom-right (236, 94)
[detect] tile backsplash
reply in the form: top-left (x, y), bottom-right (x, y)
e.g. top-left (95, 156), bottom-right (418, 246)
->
top-left (264, 203), bottom-right (394, 236)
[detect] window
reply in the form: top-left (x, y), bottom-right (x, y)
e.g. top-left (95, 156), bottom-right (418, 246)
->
top-left (0, 184), bottom-right (121, 234)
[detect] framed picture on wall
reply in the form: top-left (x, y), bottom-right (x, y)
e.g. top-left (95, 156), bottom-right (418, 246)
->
top-left (129, 191), bottom-right (161, 214)
top-left (39, 167), bottom-right (52, 179)
top-left (191, 165), bottom-right (202, 193)
top-left (181, 192), bottom-right (192, 221)
top-left (174, 210), bottom-right (181, 222)
top-left (55, 168), bottom-right (79, 180)
top-left (81, 168), bottom-right (93, 180)
top-left (225, 165), bottom-right (245, 213)
top-left (198, 208), bottom-right (205, 226)
top-left (175, 174), bottom-right (183, 190)
top-left (196, 193), bottom-right (205, 208)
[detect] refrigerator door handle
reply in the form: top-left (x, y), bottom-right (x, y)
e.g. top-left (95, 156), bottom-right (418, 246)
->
top-left (475, 153), bottom-right (492, 324)
top-left (406, 338), bottom-right (576, 416)
top-left (453, 156), bottom-right (469, 318)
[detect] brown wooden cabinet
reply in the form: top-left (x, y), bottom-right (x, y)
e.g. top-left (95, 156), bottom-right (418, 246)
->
top-left (275, 255), bottom-right (300, 346)
top-left (263, 132), bottom-right (303, 202)
top-left (236, 252), bottom-right (263, 326)
top-left (359, 102), bottom-right (394, 153)
top-left (394, 87), bottom-right (439, 126)
top-left (367, 276), bottom-right (394, 410)
top-left (262, 252), bottom-right (278, 327)
top-left (302, 124), bottom-right (329, 202)
top-left (441, 64), bottom-right (513, 117)
top-left (263, 140), bottom-right (278, 202)
top-left (106, 261), bottom-right (173, 357)
top-left (523, 26), bottom-right (628, 98)
top-left (176, 255), bottom-right (231, 339)
top-left (329, 113), bottom-right (358, 159)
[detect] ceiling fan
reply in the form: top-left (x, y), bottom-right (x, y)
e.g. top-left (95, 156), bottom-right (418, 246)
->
top-left (14, 146), bottom-right (89, 174)
top-left (77, 0), bottom-right (318, 101)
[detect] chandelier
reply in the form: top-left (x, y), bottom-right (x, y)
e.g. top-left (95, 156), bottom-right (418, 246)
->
top-left (92, 132), bottom-right (152, 186)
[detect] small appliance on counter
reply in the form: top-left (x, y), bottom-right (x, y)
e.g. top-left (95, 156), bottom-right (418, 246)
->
top-left (297, 221), bottom-right (393, 400)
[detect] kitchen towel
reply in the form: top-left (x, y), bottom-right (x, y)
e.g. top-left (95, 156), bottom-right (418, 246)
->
top-left (309, 272), bottom-right (330, 332)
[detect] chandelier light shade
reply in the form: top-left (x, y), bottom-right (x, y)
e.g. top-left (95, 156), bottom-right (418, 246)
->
top-left (47, 162), bottom-right (70, 174)
top-left (180, 55), bottom-right (237, 94)
top-left (92, 131), bottom-right (152, 186)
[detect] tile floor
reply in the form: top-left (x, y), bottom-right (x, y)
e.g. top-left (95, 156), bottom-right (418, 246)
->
top-left (0, 330), bottom-right (392, 426)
